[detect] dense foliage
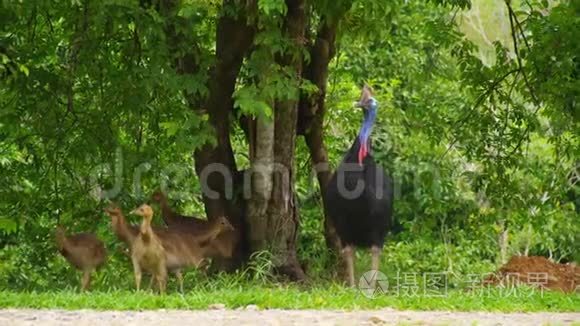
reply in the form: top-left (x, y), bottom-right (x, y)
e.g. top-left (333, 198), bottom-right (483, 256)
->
top-left (0, 0), bottom-right (577, 291)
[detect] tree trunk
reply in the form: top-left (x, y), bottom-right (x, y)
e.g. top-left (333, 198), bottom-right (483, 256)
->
top-left (499, 219), bottom-right (509, 265)
top-left (298, 16), bottom-right (348, 254)
top-left (159, 0), bottom-right (349, 277)
top-left (247, 117), bottom-right (274, 252)
top-left (160, 0), bottom-right (255, 269)
top-left (246, 0), bottom-right (307, 280)
top-left (195, 4), bottom-right (255, 269)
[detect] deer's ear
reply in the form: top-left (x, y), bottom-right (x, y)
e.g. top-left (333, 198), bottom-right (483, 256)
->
top-left (359, 84), bottom-right (373, 104)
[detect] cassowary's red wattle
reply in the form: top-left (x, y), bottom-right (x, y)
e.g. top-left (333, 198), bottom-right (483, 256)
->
top-left (358, 141), bottom-right (368, 165)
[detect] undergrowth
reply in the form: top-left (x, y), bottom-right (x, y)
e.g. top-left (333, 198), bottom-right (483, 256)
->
top-left (0, 252), bottom-right (577, 312)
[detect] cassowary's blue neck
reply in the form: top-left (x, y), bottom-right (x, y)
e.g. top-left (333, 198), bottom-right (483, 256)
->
top-left (358, 97), bottom-right (378, 146)
top-left (357, 98), bottom-right (378, 165)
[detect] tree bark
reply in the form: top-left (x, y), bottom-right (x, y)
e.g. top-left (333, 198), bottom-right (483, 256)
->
top-left (270, 0), bottom-right (306, 280)
top-left (246, 0), bottom-right (307, 280)
top-left (247, 116), bottom-right (274, 252)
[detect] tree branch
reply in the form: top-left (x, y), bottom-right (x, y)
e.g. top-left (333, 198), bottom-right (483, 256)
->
top-left (506, 0), bottom-right (539, 106)
top-left (439, 68), bottom-right (519, 160)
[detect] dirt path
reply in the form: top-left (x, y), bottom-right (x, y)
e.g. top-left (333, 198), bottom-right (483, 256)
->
top-left (0, 309), bottom-right (578, 325)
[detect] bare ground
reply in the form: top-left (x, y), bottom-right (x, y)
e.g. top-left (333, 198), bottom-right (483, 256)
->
top-left (0, 309), bottom-right (578, 326)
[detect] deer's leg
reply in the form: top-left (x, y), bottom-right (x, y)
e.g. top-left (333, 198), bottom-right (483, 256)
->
top-left (81, 270), bottom-right (91, 292)
top-left (147, 274), bottom-right (155, 291)
top-left (157, 272), bottom-right (167, 295)
top-left (156, 261), bottom-right (167, 295)
top-left (131, 256), bottom-right (142, 291)
top-left (342, 245), bottom-right (356, 287)
top-left (174, 270), bottom-right (184, 293)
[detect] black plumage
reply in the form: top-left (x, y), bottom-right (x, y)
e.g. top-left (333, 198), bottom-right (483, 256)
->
top-left (325, 138), bottom-right (394, 248)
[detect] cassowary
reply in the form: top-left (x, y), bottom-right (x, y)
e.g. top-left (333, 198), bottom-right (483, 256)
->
top-left (324, 85), bottom-right (394, 287)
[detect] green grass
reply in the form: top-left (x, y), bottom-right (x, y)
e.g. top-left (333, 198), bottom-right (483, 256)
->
top-left (0, 285), bottom-right (578, 312)
top-left (1, 251), bottom-right (577, 312)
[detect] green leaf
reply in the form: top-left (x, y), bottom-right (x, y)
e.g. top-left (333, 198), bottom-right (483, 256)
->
top-left (18, 64), bottom-right (29, 76)
top-left (160, 122), bottom-right (180, 137)
top-left (0, 218), bottom-right (17, 233)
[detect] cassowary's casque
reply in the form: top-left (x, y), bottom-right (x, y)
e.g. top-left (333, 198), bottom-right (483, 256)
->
top-left (324, 85), bottom-right (394, 287)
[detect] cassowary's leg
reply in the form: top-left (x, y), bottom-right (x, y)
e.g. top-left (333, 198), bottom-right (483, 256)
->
top-left (342, 245), bottom-right (356, 287)
top-left (81, 270), bottom-right (91, 291)
top-left (370, 245), bottom-right (381, 288)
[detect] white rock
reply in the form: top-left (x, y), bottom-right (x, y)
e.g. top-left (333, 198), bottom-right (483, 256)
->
top-left (245, 304), bottom-right (259, 311)
top-left (208, 303), bottom-right (226, 310)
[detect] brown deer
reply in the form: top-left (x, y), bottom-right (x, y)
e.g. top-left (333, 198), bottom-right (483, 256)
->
top-left (105, 203), bottom-right (234, 292)
top-left (55, 225), bottom-right (107, 291)
top-left (150, 190), bottom-right (238, 259)
top-left (104, 204), bottom-right (139, 246)
top-left (150, 190), bottom-right (205, 228)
